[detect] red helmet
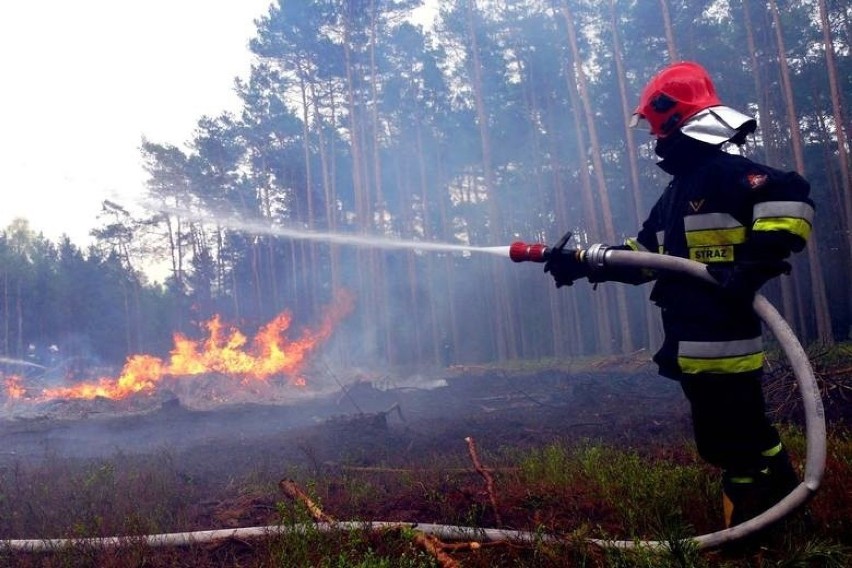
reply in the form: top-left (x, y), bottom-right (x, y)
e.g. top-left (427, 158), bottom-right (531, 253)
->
top-left (631, 61), bottom-right (721, 138)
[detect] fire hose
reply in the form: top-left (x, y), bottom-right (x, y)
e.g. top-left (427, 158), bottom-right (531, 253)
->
top-left (1, 245), bottom-right (825, 553)
top-left (508, 240), bottom-right (826, 549)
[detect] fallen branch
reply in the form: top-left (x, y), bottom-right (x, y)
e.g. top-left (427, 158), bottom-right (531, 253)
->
top-left (412, 532), bottom-right (461, 568)
top-left (464, 436), bottom-right (502, 526)
top-left (279, 479), bottom-right (461, 567)
top-left (278, 479), bottom-right (335, 523)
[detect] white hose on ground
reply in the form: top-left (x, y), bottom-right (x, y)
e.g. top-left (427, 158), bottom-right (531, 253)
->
top-left (0, 250), bottom-right (825, 553)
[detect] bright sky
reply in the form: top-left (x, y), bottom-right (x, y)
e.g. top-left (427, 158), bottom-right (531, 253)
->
top-left (0, 0), bottom-right (272, 246)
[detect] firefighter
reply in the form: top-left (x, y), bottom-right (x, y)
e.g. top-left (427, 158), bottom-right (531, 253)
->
top-left (544, 61), bottom-right (813, 528)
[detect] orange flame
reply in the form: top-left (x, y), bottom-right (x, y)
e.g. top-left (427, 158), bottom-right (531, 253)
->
top-left (4, 375), bottom-right (25, 400)
top-left (29, 291), bottom-right (354, 402)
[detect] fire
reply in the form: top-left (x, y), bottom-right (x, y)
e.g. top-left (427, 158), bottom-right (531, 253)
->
top-left (8, 291), bottom-right (354, 402)
top-left (4, 375), bottom-right (25, 400)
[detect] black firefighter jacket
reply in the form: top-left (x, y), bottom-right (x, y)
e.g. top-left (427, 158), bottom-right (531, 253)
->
top-left (606, 142), bottom-right (814, 380)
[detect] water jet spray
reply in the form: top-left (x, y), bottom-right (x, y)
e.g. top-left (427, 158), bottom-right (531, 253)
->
top-left (150, 203), bottom-right (513, 258)
top-left (0, 357), bottom-right (46, 370)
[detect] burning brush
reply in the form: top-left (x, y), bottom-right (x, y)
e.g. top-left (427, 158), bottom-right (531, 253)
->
top-left (3, 291), bottom-right (354, 407)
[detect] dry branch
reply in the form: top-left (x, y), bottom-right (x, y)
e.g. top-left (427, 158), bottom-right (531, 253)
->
top-left (278, 479), bottom-right (335, 523)
top-left (464, 436), bottom-right (502, 526)
top-left (412, 532), bottom-right (461, 568)
top-left (279, 478), bottom-right (465, 566)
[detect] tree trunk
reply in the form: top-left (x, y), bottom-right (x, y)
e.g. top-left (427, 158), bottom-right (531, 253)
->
top-left (15, 280), bottom-right (23, 358)
top-left (560, 40), bottom-right (610, 355)
top-left (817, 0), bottom-right (852, 259)
top-left (547, 98), bottom-right (585, 357)
top-left (659, 0), bottom-right (678, 62)
top-left (560, 1), bottom-right (625, 354)
top-left (465, 0), bottom-right (517, 361)
top-left (544, 97), bottom-right (577, 356)
top-left (610, 0), bottom-right (659, 351)
top-left (310, 77), bottom-right (342, 295)
top-left (742, 0), bottom-right (799, 331)
top-left (3, 271), bottom-right (8, 356)
top-left (769, 0), bottom-right (833, 344)
top-left (296, 59), bottom-right (319, 319)
top-left (342, 9), bottom-right (378, 362)
top-left (414, 125), bottom-right (443, 367)
top-left (368, 0), bottom-right (393, 365)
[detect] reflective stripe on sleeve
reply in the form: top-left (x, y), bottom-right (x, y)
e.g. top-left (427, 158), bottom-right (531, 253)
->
top-left (684, 213), bottom-right (747, 247)
top-left (677, 337), bottom-right (764, 374)
top-left (753, 201), bottom-right (814, 240)
top-left (624, 237), bottom-right (648, 252)
top-left (761, 442), bottom-right (783, 457)
top-left (728, 476), bottom-right (755, 484)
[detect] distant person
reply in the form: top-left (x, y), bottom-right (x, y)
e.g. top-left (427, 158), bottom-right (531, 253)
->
top-left (544, 61), bottom-right (813, 527)
top-left (441, 333), bottom-right (454, 367)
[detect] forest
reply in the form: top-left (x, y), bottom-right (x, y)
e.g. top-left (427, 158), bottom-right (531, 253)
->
top-left (1, 0), bottom-right (850, 372)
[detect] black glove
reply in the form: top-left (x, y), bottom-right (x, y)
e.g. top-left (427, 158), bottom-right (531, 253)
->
top-left (544, 249), bottom-right (589, 288)
top-left (706, 260), bottom-right (791, 300)
top-left (542, 231), bottom-right (591, 288)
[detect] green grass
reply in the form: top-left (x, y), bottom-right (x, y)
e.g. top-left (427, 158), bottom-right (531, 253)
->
top-left (0, 421), bottom-right (849, 566)
top-left (1, 329), bottom-right (848, 568)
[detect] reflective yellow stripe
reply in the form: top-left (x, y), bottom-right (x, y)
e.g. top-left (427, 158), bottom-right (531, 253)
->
top-left (686, 227), bottom-right (747, 247)
top-left (729, 476), bottom-right (754, 484)
top-left (624, 237), bottom-right (647, 252)
top-left (678, 351), bottom-right (765, 374)
top-left (761, 443), bottom-right (783, 457)
top-left (685, 213), bottom-right (746, 247)
top-left (753, 217), bottom-right (812, 240)
top-left (753, 201), bottom-right (814, 240)
top-left (678, 337), bottom-right (764, 374)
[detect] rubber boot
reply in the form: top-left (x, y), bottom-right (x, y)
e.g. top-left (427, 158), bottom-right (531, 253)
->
top-left (722, 473), bottom-right (765, 528)
top-left (761, 446), bottom-right (799, 504)
top-left (722, 445), bottom-right (800, 528)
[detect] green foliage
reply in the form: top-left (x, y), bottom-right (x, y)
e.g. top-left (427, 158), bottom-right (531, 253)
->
top-left (516, 440), bottom-right (714, 537)
top-left (518, 443), bottom-right (577, 486)
top-left (579, 445), bottom-right (711, 531)
top-left (6, 0), bottom-right (849, 371)
top-left (766, 538), bottom-right (851, 568)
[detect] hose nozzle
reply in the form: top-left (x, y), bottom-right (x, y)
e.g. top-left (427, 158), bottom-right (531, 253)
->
top-left (509, 241), bottom-right (550, 263)
top-left (510, 231), bottom-right (575, 263)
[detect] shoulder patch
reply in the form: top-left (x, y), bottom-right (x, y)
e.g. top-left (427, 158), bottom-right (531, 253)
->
top-left (746, 172), bottom-right (769, 189)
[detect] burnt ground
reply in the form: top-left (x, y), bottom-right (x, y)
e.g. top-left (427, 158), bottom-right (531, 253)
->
top-left (3, 356), bottom-right (848, 481)
top-left (0, 363), bottom-right (697, 480)
top-left (0, 359), bottom-right (848, 546)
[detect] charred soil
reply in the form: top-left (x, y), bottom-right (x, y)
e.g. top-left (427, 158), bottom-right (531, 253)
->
top-left (0, 358), bottom-right (849, 567)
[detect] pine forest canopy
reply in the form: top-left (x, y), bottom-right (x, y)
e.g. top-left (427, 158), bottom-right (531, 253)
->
top-left (1, 0), bottom-right (850, 372)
